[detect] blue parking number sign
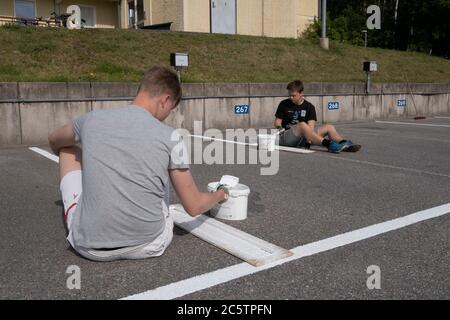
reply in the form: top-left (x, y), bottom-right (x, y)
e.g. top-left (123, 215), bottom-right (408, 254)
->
top-left (234, 105), bottom-right (249, 114)
top-left (328, 102), bottom-right (339, 110)
top-left (397, 99), bottom-right (407, 107)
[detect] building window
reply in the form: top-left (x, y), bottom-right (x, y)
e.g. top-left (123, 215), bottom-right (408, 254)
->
top-left (127, 0), bottom-right (144, 28)
top-left (79, 5), bottom-right (96, 27)
top-left (15, 0), bottom-right (36, 19)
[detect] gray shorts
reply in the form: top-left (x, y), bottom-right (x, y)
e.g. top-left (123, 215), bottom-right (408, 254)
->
top-left (61, 170), bottom-right (174, 262)
top-left (279, 129), bottom-right (308, 148)
top-left (71, 212), bottom-right (174, 262)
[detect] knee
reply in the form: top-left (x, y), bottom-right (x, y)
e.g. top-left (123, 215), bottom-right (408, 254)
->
top-left (293, 122), bottom-right (308, 134)
top-left (298, 122), bottom-right (309, 130)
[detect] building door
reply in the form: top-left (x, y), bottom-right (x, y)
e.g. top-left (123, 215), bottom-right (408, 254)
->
top-left (211, 0), bottom-right (236, 34)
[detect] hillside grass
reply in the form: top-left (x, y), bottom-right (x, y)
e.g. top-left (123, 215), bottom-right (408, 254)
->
top-left (0, 25), bottom-right (449, 83)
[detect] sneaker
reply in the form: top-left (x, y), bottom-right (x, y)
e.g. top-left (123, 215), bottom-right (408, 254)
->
top-left (328, 141), bottom-right (347, 153)
top-left (342, 140), bottom-right (362, 152)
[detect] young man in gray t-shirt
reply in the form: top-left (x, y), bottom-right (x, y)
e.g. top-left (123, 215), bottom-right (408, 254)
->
top-left (48, 67), bottom-right (228, 261)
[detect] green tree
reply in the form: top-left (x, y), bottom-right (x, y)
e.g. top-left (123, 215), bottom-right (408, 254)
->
top-left (321, 0), bottom-right (450, 58)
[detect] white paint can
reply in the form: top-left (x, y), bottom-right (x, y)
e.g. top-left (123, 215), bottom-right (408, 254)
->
top-left (258, 134), bottom-right (276, 151)
top-left (207, 182), bottom-right (251, 220)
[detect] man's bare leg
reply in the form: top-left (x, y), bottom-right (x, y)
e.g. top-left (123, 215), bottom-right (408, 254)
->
top-left (316, 124), bottom-right (344, 142)
top-left (317, 124), bottom-right (361, 152)
top-left (290, 122), bottom-right (350, 153)
top-left (59, 146), bottom-right (82, 181)
top-left (291, 122), bottom-right (326, 145)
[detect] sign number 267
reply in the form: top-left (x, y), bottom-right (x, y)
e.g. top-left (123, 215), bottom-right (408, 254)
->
top-left (234, 105), bottom-right (249, 114)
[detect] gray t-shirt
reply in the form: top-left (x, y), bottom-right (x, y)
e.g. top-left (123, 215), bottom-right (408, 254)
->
top-left (69, 105), bottom-right (189, 249)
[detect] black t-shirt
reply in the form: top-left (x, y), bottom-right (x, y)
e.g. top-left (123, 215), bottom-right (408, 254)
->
top-left (275, 99), bottom-right (317, 129)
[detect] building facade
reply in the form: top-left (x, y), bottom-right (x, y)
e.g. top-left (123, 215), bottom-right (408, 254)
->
top-left (0, 0), bottom-right (318, 38)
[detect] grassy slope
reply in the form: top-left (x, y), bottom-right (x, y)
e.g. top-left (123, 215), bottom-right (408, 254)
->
top-left (0, 25), bottom-right (449, 83)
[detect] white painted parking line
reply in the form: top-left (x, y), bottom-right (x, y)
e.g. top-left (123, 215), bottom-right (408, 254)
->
top-left (122, 202), bottom-right (450, 300)
top-left (170, 204), bottom-right (292, 267)
top-left (29, 147), bottom-right (59, 163)
top-left (375, 121), bottom-right (450, 128)
top-left (338, 129), bottom-right (450, 143)
top-left (326, 156), bottom-right (450, 179)
top-left (434, 116), bottom-right (450, 119)
top-left (189, 134), bottom-right (256, 146)
top-left (189, 135), bottom-right (315, 154)
top-left (275, 145), bottom-right (315, 154)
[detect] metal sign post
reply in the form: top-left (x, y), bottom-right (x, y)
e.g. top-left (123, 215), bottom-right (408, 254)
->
top-left (363, 61), bottom-right (377, 94)
top-left (170, 53), bottom-right (189, 83)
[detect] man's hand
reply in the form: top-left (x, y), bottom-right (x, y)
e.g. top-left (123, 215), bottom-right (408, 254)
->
top-left (216, 184), bottom-right (230, 204)
top-left (169, 169), bottom-right (227, 216)
top-left (274, 118), bottom-right (283, 129)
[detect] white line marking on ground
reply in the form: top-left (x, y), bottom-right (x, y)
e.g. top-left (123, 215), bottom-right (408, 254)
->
top-left (375, 121), bottom-right (450, 128)
top-left (29, 147), bottom-right (59, 163)
top-left (275, 145), bottom-right (315, 154)
top-left (27, 146), bottom-right (448, 298)
top-left (170, 204), bottom-right (292, 267)
top-left (326, 156), bottom-right (450, 179)
top-left (339, 129), bottom-right (450, 143)
top-left (189, 134), bottom-right (256, 146)
top-left (122, 203), bottom-right (450, 300)
top-left (434, 116), bottom-right (450, 119)
top-left (189, 135), bottom-right (315, 154)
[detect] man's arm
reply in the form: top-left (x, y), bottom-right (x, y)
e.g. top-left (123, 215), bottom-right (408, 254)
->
top-left (48, 123), bottom-right (77, 155)
top-left (169, 169), bottom-right (226, 217)
top-left (274, 118), bottom-right (283, 129)
top-left (307, 120), bottom-right (316, 130)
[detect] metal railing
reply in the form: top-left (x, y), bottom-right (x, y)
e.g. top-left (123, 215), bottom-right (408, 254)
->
top-left (0, 15), bottom-right (61, 28)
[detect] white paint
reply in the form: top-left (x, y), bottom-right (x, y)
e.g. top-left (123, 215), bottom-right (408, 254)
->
top-left (189, 134), bottom-right (315, 154)
top-left (258, 134), bottom-right (276, 151)
top-left (206, 183), bottom-right (250, 220)
top-left (257, 129), bottom-right (285, 151)
top-left (122, 202), bottom-right (450, 300)
top-left (326, 155), bottom-right (450, 179)
top-left (29, 147), bottom-right (59, 163)
top-left (219, 175), bottom-right (239, 188)
top-left (189, 134), bottom-right (256, 147)
top-left (275, 145), bottom-right (315, 154)
top-left (375, 121), bottom-right (450, 128)
top-left (170, 204), bottom-right (291, 264)
top-left (434, 116), bottom-right (450, 119)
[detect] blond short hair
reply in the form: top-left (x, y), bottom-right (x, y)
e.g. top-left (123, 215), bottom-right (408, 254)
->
top-left (138, 66), bottom-right (182, 106)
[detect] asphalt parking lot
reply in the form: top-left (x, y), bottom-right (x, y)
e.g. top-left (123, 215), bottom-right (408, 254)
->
top-left (0, 117), bottom-right (449, 300)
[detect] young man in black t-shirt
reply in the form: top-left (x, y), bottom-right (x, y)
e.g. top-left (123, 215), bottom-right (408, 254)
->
top-left (274, 80), bottom-right (361, 153)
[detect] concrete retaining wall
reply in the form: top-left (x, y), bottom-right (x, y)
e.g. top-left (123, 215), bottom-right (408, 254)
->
top-left (353, 83), bottom-right (383, 121)
top-left (0, 83), bottom-right (21, 145)
top-left (91, 83), bottom-right (138, 111)
top-left (0, 82), bottom-right (449, 145)
top-left (204, 83), bottom-right (250, 130)
top-left (164, 83), bottom-right (205, 131)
